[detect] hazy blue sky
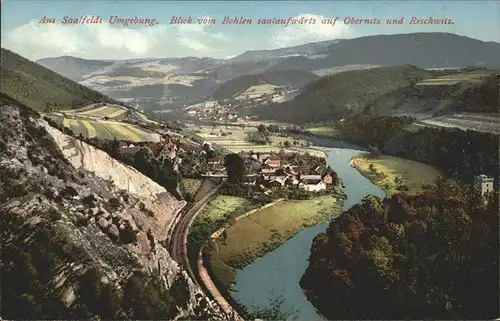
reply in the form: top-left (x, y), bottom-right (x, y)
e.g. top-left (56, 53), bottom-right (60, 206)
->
top-left (2, 0), bottom-right (499, 60)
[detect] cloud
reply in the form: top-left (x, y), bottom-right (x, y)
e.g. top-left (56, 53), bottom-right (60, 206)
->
top-left (270, 13), bottom-right (351, 48)
top-left (2, 17), bottom-right (229, 60)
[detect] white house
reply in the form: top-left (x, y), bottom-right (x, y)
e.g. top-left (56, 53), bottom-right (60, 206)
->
top-left (157, 145), bottom-right (176, 162)
top-left (300, 174), bottom-right (322, 181)
top-left (474, 174), bottom-right (494, 201)
top-left (299, 179), bottom-right (327, 192)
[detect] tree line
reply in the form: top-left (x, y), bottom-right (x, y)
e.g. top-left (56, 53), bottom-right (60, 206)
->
top-left (336, 115), bottom-right (499, 183)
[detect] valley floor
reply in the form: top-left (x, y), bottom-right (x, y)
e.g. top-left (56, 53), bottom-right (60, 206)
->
top-left (304, 126), bottom-right (342, 139)
top-left (350, 154), bottom-right (441, 196)
top-left (188, 124), bottom-right (327, 157)
top-left (206, 195), bottom-right (341, 288)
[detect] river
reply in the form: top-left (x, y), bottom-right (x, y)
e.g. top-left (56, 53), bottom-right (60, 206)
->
top-left (229, 136), bottom-right (386, 320)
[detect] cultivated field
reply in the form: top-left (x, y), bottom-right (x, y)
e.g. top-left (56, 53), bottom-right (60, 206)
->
top-left (211, 196), bottom-right (339, 272)
top-left (239, 84), bottom-right (278, 96)
top-left (416, 71), bottom-right (496, 86)
top-left (60, 103), bottom-right (129, 120)
top-left (417, 113), bottom-right (500, 134)
top-left (81, 74), bottom-right (204, 89)
top-left (350, 154), bottom-right (441, 196)
top-left (199, 196), bottom-right (258, 225)
top-left (49, 114), bottom-right (160, 142)
top-left (305, 126), bottom-right (342, 138)
top-left (48, 104), bottom-right (160, 142)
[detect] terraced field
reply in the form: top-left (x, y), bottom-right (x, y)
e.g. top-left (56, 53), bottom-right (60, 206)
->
top-left (235, 83), bottom-right (279, 99)
top-left (62, 104), bottom-right (129, 120)
top-left (416, 71), bottom-right (497, 86)
top-left (50, 115), bottom-right (160, 142)
top-left (407, 113), bottom-right (500, 134)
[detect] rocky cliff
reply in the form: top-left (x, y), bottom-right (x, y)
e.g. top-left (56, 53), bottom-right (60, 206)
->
top-left (42, 123), bottom-right (167, 198)
top-left (0, 98), bottom-right (230, 320)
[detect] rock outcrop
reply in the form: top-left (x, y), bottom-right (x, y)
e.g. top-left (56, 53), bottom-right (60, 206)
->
top-left (43, 123), bottom-right (166, 199)
top-left (0, 100), bottom-right (230, 320)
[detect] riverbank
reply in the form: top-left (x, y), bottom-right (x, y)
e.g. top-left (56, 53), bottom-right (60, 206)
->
top-left (205, 195), bottom-right (342, 288)
top-left (304, 126), bottom-right (342, 139)
top-left (228, 145), bottom-right (385, 320)
top-left (350, 154), bottom-right (441, 196)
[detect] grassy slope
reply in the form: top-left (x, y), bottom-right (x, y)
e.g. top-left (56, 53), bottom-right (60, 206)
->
top-left (252, 65), bottom-right (434, 124)
top-left (367, 70), bottom-right (500, 115)
top-left (212, 70), bottom-right (320, 100)
top-left (209, 196), bottom-right (340, 286)
top-left (350, 154), bottom-right (442, 196)
top-left (0, 48), bottom-right (119, 111)
top-left (304, 126), bottom-right (342, 138)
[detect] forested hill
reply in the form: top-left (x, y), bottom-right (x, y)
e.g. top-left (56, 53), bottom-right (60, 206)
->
top-left (300, 179), bottom-right (499, 319)
top-left (0, 48), bottom-right (120, 112)
top-left (251, 65), bottom-right (434, 123)
top-left (211, 70), bottom-right (319, 100)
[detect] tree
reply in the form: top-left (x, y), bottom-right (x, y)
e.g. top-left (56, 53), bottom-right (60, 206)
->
top-left (267, 124), bottom-right (279, 133)
top-left (257, 124), bottom-right (268, 134)
top-left (369, 164), bottom-right (376, 172)
top-left (283, 141), bottom-right (291, 148)
top-left (247, 296), bottom-right (299, 321)
top-left (245, 132), bottom-right (270, 145)
top-left (224, 153), bottom-right (245, 184)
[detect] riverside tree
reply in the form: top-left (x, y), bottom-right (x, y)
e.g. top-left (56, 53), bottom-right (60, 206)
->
top-left (224, 153), bottom-right (245, 184)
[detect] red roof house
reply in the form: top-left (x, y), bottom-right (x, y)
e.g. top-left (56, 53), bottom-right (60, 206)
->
top-left (263, 156), bottom-right (281, 168)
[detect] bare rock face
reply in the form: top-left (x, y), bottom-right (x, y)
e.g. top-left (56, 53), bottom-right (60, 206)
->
top-left (108, 224), bottom-right (120, 238)
top-left (1, 102), bottom-right (230, 320)
top-left (43, 123), bottom-right (166, 198)
top-left (98, 217), bottom-right (110, 229)
top-left (61, 286), bottom-right (76, 307)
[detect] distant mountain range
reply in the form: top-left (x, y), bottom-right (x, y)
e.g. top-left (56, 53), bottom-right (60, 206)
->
top-left (33, 32), bottom-right (500, 110)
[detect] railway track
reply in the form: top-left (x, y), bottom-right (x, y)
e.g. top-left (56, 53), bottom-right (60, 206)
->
top-left (168, 178), bottom-right (243, 320)
top-left (169, 179), bottom-right (225, 285)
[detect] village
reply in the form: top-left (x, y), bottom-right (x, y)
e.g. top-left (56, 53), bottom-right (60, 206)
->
top-left (116, 133), bottom-right (339, 198)
top-left (183, 85), bottom-right (297, 123)
top-left (185, 101), bottom-right (255, 123)
top-left (199, 141), bottom-right (338, 196)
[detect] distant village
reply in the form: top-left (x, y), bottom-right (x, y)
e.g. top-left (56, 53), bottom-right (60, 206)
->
top-left (184, 86), bottom-right (297, 122)
top-left (185, 102), bottom-right (255, 123)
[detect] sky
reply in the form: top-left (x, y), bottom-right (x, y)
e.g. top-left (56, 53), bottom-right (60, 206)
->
top-left (1, 0), bottom-right (499, 61)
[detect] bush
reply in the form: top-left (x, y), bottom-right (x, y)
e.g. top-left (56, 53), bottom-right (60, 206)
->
top-left (48, 208), bottom-right (62, 221)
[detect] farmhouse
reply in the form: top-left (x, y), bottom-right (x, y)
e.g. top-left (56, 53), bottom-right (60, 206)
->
top-left (157, 144), bottom-right (177, 162)
top-left (322, 172), bottom-right (335, 185)
top-left (299, 174), bottom-right (322, 181)
top-left (119, 142), bottom-right (141, 154)
top-left (208, 156), bottom-right (224, 166)
top-left (261, 167), bottom-right (277, 174)
top-left (242, 176), bottom-right (257, 185)
top-left (285, 176), bottom-right (300, 186)
top-left (299, 179), bottom-right (327, 192)
top-left (263, 156), bottom-right (281, 168)
top-left (268, 176), bottom-right (287, 188)
top-left (282, 164), bottom-right (302, 174)
top-left (256, 153), bottom-right (272, 162)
